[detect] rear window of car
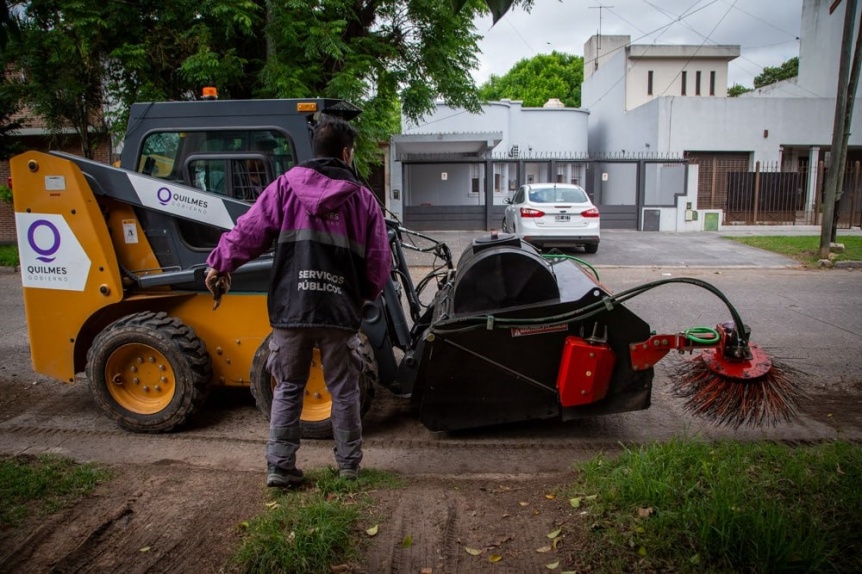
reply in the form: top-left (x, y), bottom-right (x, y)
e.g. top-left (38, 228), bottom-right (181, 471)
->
top-left (529, 187), bottom-right (588, 203)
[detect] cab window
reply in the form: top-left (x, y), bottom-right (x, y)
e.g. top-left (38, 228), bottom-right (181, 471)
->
top-left (137, 129), bottom-right (296, 250)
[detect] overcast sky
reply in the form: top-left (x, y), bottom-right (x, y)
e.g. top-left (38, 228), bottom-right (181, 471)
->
top-left (471, 0), bottom-right (803, 89)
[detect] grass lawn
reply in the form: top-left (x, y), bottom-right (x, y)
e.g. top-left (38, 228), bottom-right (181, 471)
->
top-left (725, 235), bottom-right (862, 265)
top-left (0, 245), bottom-right (18, 267)
top-left (0, 454), bottom-right (111, 526)
top-left (568, 439), bottom-right (862, 573)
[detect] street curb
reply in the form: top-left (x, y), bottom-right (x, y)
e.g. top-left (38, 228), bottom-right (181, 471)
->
top-left (835, 260), bottom-right (862, 269)
top-left (0, 266), bottom-right (19, 274)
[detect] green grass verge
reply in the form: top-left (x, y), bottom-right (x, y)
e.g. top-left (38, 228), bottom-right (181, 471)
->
top-left (568, 439), bottom-right (862, 573)
top-left (725, 235), bottom-right (862, 265)
top-left (0, 245), bottom-right (18, 267)
top-left (229, 467), bottom-right (404, 574)
top-left (0, 454), bottom-right (112, 526)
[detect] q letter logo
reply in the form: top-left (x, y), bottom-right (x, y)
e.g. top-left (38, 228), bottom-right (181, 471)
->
top-left (157, 187), bottom-right (172, 206)
top-left (27, 219), bottom-right (61, 263)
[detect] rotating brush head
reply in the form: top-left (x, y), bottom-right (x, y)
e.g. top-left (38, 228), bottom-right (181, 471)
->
top-left (670, 344), bottom-right (807, 429)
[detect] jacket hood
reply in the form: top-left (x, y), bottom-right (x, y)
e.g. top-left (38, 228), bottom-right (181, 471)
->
top-left (285, 158), bottom-right (362, 216)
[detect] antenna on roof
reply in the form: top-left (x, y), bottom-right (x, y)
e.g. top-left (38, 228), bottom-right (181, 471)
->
top-left (589, 3), bottom-right (614, 68)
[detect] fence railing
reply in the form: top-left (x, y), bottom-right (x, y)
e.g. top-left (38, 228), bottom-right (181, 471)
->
top-left (690, 159), bottom-right (862, 228)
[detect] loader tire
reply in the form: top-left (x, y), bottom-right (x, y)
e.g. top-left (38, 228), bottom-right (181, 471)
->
top-left (86, 311), bottom-right (211, 433)
top-left (250, 332), bottom-right (377, 439)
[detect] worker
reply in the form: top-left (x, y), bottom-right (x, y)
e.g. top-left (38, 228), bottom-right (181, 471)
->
top-left (204, 116), bottom-right (391, 487)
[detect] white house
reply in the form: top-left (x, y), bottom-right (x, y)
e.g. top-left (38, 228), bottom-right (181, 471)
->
top-left (387, 0), bottom-right (859, 232)
top-left (581, 0), bottom-right (862, 227)
top-left (390, 99), bottom-right (590, 230)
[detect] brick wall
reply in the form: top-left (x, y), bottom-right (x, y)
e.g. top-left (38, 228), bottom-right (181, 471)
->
top-left (0, 136), bottom-right (113, 244)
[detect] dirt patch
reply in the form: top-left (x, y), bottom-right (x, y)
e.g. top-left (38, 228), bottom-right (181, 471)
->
top-left (357, 473), bottom-right (592, 574)
top-left (0, 463), bottom-right (263, 574)
top-left (0, 462), bottom-right (599, 574)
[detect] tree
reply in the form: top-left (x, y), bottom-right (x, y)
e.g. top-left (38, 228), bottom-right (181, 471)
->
top-left (753, 57), bottom-right (798, 89)
top-left (0, 2), bottom-right (23, 161)
top-left (478, 52), bottom-right (583, 108)
top-left (453, 0), bottom-right (532, 24)
top-left (258, 0), bottom-right (487, 170)
top-left (3, 0), bottom-right (488, 172)
top-left (727, 83), bottom-right (752, 97)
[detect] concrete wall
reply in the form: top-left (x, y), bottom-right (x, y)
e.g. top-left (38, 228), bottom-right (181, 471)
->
top-left (406, 163), bottom-right (479, 206)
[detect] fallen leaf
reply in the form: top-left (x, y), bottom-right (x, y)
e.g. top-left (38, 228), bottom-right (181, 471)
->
top-left (690, 553), bottom-right (701, 565)
top-left (535, 545), bottom-right (552, 553)
top-left (638, 546), bottom-right (648, 556)
top-left (400, 535), bottom-right (413, 548)
top-left (366, 525), bottom-right (379, 536)
top-left (546, 561), bottom-right (560, 569)
top-left (265, 501), bottom-right (279, 509)
top-left (546, 528), bottom-right (562, 539)
top-left (519, 501), bottom-right (529, 507)
top-left (139, 546), bottom-right (151, 553)
top-left (465, 547), bottom-right (482, 556)
top-left (501, 513), bottom-right (510, 518)
top-left (552, 536), bottom-right (563, 549)
top-left (329, 565), bottom-right (349, 573)
top-left (569, 497), bottom-right (581, 508)
top-left (585, 495), bottom-right (598, 501)
top-left (287, 531), bottom-right (295, 543)
top-left (634, 526), bottom-right (645, 533)
top-left (420, 568), bottom-right (433, 574)
top-left (545, 493), bottom-right (556, 500)
top-left (488, 554), bottom-right (502, 563)
top-left (562, 571), bottom-right (578, 574)
top-left (238, 521), bottom-right (250, 529)
top-left (637, 507), bottom-right (654, 518)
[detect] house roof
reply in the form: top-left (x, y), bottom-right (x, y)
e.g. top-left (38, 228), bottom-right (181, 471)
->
top-left (391, 132), bottom-right (503, 157)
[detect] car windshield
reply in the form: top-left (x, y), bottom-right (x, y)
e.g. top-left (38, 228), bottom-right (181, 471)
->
top-left (528, 187), bottom-right (588, 203)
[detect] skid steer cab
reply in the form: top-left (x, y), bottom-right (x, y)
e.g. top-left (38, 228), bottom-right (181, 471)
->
top-left (11, 94), bottom-right (713, 437)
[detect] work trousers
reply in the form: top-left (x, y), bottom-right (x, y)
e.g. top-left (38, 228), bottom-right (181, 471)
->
top-left (265, 327), bottom-right (363, 471)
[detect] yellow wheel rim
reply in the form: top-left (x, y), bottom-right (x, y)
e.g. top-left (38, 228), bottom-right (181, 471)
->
top-left (268, 348), bottom-right (332, 422)
top-left (105, 343), bottom-right (176, 414)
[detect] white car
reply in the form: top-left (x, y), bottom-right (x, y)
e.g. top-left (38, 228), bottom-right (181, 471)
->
top-left (502, 183), bottom-right (600, 253)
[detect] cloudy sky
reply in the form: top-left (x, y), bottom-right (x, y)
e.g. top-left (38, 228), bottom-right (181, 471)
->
top-left (471, 0), bottom-right (803, 89)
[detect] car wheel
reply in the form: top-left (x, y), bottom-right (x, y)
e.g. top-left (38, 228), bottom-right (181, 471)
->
top-left (583, 243), bottom-right (599, 254)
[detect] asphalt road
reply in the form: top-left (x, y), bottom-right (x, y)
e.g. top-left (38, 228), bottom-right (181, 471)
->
top-left (1, 229), bottom-right (861, 477)
top-left (402, 226), bottom-right (811, 268)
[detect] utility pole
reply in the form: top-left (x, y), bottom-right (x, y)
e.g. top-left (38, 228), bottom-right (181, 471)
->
top-left (821, 0), bottom-right (862, 258)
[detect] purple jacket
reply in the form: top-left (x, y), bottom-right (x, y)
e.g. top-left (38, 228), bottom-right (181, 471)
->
top-left (207, 158), bottom-right (391, 330)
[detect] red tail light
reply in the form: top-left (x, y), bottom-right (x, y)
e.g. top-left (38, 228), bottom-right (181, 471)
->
top-left (520, 207), bottom-right (545, 218)
top-left (581, 207), bottom-right (600, 217)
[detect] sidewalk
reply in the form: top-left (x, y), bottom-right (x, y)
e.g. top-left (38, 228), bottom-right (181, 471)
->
top-left (716, 224), bottom-right (862, 236)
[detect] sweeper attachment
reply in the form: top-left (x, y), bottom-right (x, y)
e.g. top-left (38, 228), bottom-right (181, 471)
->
top-left (401, 231), bottom-right (803, 432)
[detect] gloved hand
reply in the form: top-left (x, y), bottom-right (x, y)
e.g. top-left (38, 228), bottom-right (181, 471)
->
top-left (205, 268), bottom-right (232, 310)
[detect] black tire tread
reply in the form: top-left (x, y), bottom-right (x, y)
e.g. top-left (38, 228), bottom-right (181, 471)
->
top-left (85, 311), bottom-right (211, 433)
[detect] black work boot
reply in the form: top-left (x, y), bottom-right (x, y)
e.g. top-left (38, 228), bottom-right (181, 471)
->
top-left (266, 465), bottom-right (304, 488)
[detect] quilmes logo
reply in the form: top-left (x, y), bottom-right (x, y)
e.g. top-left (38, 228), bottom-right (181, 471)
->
top-left (156, 186), bottom-right (209, 212)
top-left (15, 212), bottom-right (91, 292)
top-left (157, 187), bottom-right (172, 206)
top-left (27, 219), bottom-right (61, 263)
top-left (129, 173), bottom-right (235, 230)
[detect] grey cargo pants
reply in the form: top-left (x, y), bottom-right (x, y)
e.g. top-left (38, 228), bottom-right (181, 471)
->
top-left (265, 327), bottom-right (363, 472)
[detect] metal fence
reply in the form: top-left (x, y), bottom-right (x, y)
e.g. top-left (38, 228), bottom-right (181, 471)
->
top-left (690, 159), bottom-right (862, 228)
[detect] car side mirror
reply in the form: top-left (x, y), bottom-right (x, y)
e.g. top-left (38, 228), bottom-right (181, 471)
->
top-left (504, 198), bottom-right (512, 205)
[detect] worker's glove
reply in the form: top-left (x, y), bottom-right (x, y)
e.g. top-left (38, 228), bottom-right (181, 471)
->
top-left (205, 268), bottom-right (232, 310)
